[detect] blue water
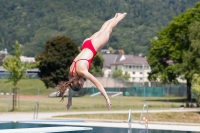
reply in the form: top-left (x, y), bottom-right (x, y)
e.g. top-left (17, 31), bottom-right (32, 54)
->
top-left (0, 122), bottom-right (61, 129)
top-left (75, 126), bottom-right (199, 133)
top-left (0, 122), bottom-right (199, 133)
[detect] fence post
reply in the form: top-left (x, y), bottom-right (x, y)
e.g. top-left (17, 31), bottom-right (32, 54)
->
top-left (8, 88), bottom-right (12, 111)
top-left (18, 88), bottom-right (20, 110)
top-left (38, 87), bottom-right (40, 102)
top-left (118, 87), bottom-right (120, 107)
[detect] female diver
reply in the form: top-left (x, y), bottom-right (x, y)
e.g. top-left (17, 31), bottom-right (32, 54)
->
top-left (57, 13), bottom-right (127, 110)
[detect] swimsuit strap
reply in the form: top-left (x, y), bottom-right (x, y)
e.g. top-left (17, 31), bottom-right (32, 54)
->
top-left (71, 59), bottom-right (89, 76)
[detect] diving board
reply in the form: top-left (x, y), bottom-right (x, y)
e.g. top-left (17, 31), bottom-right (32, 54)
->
top-left (0, 126), bottom-right (92, 133)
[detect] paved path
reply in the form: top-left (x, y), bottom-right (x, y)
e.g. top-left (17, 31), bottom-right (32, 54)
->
top-left (0, 108), bottom-right (199, 121)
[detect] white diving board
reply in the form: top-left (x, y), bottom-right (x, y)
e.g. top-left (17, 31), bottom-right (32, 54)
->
top-left (0, 126), bottom-right (93, 133)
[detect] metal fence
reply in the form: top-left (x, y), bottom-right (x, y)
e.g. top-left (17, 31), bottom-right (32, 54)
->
top-left (0, 73), bottom-right (39, 79)
top-left (74, 84), bottom-right (187, 97)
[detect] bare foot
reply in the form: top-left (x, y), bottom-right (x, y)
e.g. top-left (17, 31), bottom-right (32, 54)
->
top-left (114, 13), bottom-right (119, 18)
top-left (117, 12), bottom-right (127, 20)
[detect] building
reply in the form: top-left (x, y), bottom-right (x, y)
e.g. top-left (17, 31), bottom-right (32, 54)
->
top-left (100, 49), bottom-right (110, 54)
top-left (110, 56), bottom-right (151, 83)
top-left (0, 56), bottom-right (38, 79)
top-left (102, 54), bottom-right (186, 86)
top-left (102, 54), bottom-right (127, 78)
top-left (0, 48), bottom-right (7, 54)
top-left (0, 66), bottom-right (39, 79)
top-left (20, 56), bottom-right (35, 63)
top-left (102, 54), bottom-right (151, 84)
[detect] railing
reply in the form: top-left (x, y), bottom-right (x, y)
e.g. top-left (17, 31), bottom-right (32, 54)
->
top-left (111, 92), bottom-right (123, 97)
top-left (139, 104), bottom-right (148, 133)
top-left (33, 102), bottom-right (39, 119)
top-left (128, 109), bottom-right (132, 133)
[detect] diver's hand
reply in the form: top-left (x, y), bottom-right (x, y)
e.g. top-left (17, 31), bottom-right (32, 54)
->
top-left (66, 101), bottom-right (72, 110)
top-left (106, 99), bottom-right (111, 110)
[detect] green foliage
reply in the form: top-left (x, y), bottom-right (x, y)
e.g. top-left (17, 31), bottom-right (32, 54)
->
top-left (35, 36), bottom-right (79, 88)
top-left (89, 53), bottom-right (104, 76)
top-left (112, 69), bottom-right (130, 81)
top-left (181, 21), bottom-right (200, 83)
top-left (147, 2), bottom-right (200, 84)
top-left (147, 2), bottom-right (200, 100)
top-left (2, 41), bottom-right (36, 88)
top-left (191, 74), bottom-right (200, 102)
top-left (0, 54), bottom-right (6, 66)
top-left (0, 0), bottom-right (198, 56)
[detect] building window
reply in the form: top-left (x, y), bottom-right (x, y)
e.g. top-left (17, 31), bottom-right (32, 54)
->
top-left (140, 66), bottom-right (142, 69)
top-left (140, 78), bottom-right (143, 80)
top-left (132, 72), bottom-right (135, 74)
top-left (140, 72), bottom-right (143, 74)
top-left (132, 77), bottom-right (135, 80)
top-left (129, 66), bottom-right (131, 68)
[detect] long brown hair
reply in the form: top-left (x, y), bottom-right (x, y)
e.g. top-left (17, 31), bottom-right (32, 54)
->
top-left (57, 77), bottom-right (83, 102)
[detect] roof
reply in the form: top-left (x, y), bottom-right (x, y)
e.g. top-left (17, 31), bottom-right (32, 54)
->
top-left (102, 54), bottom-right (123, 67)
top-left (111, 56), bottom-right (149, 66)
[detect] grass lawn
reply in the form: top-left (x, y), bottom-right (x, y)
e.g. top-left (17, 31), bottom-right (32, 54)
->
top-left (55, 112), bottom-right (200, 123)
top-left (0, 79), bottom-right (53, 95)
top-left (1, 94), bottom-right (199, 123)
top-left (0, 95), bottom-right (187, 112)
top-left (0, 79), bottom-right (189, 112)
top-left (0, 79), bottom-right (199, 123)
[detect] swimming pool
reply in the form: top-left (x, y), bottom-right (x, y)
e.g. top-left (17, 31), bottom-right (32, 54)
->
top-left (0, 120), bottom-right (92, 133)
top-left (0, 120), bottom-right (199, 133)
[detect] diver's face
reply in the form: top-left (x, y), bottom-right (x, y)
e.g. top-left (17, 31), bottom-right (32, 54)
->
top-left (69, 76), bottom-right (84, 91)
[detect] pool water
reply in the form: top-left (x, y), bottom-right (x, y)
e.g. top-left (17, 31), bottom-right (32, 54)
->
top-left (0, 122), bottom-right (62, 130)
top-left (76, 126), bottom-right (199, 133)
top-left (0, 122), bottom-right (199, 133)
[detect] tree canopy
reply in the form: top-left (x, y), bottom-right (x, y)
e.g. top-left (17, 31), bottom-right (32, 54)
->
top-left (0, 0), bottom-right (199, 56)
top-left (35, 36), bottom-right (80, 88)
top-left (36, 35), bottom-right (105, 88)
top-left (191, 74), bottom-right (200, 102)
top-left (89, 53), bottom-right (104, 76)
top-left (147, 2), bottom-right (200, 100)
top-left (3, 41), bottom-right (37, 111)
top-left (3, 41), bottom-right (36, 87)
top-left (112, 69), bottom-right (130, 81)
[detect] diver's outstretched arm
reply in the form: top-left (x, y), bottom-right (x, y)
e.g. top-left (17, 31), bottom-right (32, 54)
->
top-left (66, 88), bottom-right (73, 110)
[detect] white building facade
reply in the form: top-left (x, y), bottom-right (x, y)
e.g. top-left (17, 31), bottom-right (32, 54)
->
top-left (102, 54), bottom-right (127, 78)
top-left (20, 56), bottom-right (35, 63)
top-left (110, 56), bottom-right (151, 83)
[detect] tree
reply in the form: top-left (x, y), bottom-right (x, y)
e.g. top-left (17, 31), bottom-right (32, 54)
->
top-left (89, 53), bottom-right (104, 76)
top-left (35, 36), bottom-right (80, 88)
top-left (147, 2), bottom-right (200, 101)
top-left (0, 54), bottom-right (6, 66)
top-left (181, 21), bottom-right (200, 100)
top-left (0, 0), bottom-right (198, 56)
top-left (112, 69), bottom-right (130, 81)
top-left (36, 35), bottom-right (105, 88)
top-left (191, 74), bottom-right (200, 102)
top-left (3, 41), bottom-right (37, 111)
